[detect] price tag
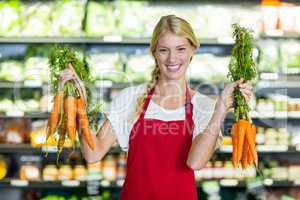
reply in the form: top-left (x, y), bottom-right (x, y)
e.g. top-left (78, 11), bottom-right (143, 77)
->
top-left (288, 112), bottom-right (300, 118)
top-left (42, 146), bottom-right (58, 153)
top-left (294, 180), bottom-right (300, 185)
top-left (217, 37), bottom-right (234, 44)
top-left (257, 145), bottom-right (288, 152)
top-left (61, 180), bottom-right (80, 187)
top-left (103, 35), bottom-right (122, 42)
top-left (87, 180), bottom-right (101, 196)
top-left (24, 80), bottom-right (42, 87)
top-left (10, 179), bottom-right (29, 187)
top-left (263, 178), bottom-right (274, 186)
top-left (100, 180), bottom-right (110, 187)
top-left (6, 110), bottom-right (24, 117)
top-left (274, 112), bottom-right (288, 118)
top-left (220, 146), bottom-right (232, 153)
top-left (219, 179), bottom-right (238, 186)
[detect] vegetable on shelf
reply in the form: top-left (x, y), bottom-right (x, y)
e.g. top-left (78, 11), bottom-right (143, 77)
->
top-left (228, 24), bottom-right (258, 169)
top-left (46, 45), bottom-right (96, 158)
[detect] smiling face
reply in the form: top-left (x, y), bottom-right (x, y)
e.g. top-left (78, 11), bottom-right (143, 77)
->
top-left (154, 32), bottom-right (196, 82)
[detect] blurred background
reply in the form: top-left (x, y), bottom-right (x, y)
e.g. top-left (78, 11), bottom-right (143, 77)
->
top-left (0, 0), bottom-right (300, 199)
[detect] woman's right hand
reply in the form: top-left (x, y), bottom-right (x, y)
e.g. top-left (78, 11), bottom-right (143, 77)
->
top-left (59, 63), bottom-right (87, 104)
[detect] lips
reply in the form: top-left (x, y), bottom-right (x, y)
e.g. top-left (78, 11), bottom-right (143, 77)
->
top-left (166, 64), bottom-right (181, 72)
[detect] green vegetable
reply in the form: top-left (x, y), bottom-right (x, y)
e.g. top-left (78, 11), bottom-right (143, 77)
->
top-left (48, 45), bottom-right (93, 101)
top-left (0, 0), bottom-right (22, 36)
top-left (21, 2), bottom-right (53, 36)
top-left (51, 0), bottom-right (85, 36)
top-left (85, 1), bottom-right (115, 36)
top-left (0, 60), bottom-right (23, 81)
top-left (227, 24), bottom-right (257, 122)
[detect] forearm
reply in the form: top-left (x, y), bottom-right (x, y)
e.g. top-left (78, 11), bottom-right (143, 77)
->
top-left (186, 105), bottom-right (226, 170)
top-left (80, 119), bottom-right (117, 164)
top-left (79, 133), bottom-right (103, 163)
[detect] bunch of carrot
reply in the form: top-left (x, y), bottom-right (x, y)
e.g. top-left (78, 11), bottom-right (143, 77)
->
top-left (46, 87), bottom-right (95, 152)
top-left (231, 119), bottom-right (258, 168)
top-left (46, 45), bottom-right (95, 156)
top-left (228, 24), bottom-right (258, 169)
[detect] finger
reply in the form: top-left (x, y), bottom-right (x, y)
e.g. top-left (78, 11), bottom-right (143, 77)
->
top-left (239, 82), bottom-right (253, 90)
top-left (233, 79), bottom-right (244, 87)
top-left (68, 63), bottom-right (75, 71)
top-left (240, 89), bottom-right (252, 97)
top-left (241, 91), bottom-right (251, 101)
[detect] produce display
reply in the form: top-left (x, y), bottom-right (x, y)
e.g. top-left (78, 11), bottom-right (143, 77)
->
top-left (0, 1), bottom-right (21, 36)
top-left (281, 41), bottom-right (300, 73)
top-left (21, 2), bottom-right (53, 37)
top-left (228, 24), bottom-right (258, 168)
top-left (86, 53), bottom-right (124, 82)
top-left (47, 46), bottom-right (95, 156)
top-left (85, 2), bottom-right (115, 37)
top-left (0, 1), bottom-right (300, 200)
top-left (0, 61), bottom-right (23, 82)
top-left (0, 1), bottom-right (264, 38)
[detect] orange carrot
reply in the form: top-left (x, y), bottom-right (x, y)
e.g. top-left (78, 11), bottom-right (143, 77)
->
top-left (241, 138), bottom-right (248, 169)
top-left (231, 123), bottom-right (238, 167)
top-left (57, 113), bottom-right (67, 153)
top-left (247, 142), bottom-right (253, 166)
top-left (46, 90), bottom-right (64, 140)
top-left (246, 123), bottom-right (258, 167)
top-left (77, 97), bottom-right (95, 150)
top-left (64, 96), bottom-right (77, 141)
top-left (237, 119), bottom-right (249, 162)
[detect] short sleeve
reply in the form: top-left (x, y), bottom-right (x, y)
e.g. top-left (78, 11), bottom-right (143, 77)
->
top-left (103, 84), bottom-right (145, 151)
top-left (192, 93), bottom-right (223, 150)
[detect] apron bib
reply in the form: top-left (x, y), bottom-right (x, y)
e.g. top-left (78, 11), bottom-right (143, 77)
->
top-left (120, 85), bottom-right (198, 200)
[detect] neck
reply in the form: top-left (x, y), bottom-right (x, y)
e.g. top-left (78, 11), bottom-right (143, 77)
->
top-left (155, 78), bottom-right (187, 97)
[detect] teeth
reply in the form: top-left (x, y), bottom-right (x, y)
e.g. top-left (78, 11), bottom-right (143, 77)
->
top-left (167, 65), bottom-right (180, 70)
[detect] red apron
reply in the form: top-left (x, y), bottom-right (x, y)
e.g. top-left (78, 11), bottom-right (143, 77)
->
top-left (120, 85), bottom-right (198, 200)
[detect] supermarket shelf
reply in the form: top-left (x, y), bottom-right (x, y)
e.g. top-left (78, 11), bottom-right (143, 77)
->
top-left (226, 111), bottom-right (300, 121)
top-left (0, 112), bottom-right (49, 118)
top-left (260, 31), bottom-right (300, 40)
top-left (0, 37), bottom-right (235, 46)
top-left (0, 81), bottom-right (136, 90)
top-left (0, 144), bottom-right (298, 155)
top-left (0, 144), bottom-right (121, 154)
top-left (0, 37), bottom-right (148, 45)
top-left (0, 179), bottom-right (87, 189)
top-left (256, 80), bottom-right (300, 89)
top-left (4, 79), bottom-right (299, 92)
top-left (0, 179), bottom-right (299, 190)
top-left (250, 111), bottom-right (300, 119)
top-left (219, 145), bottom-right (299, 154)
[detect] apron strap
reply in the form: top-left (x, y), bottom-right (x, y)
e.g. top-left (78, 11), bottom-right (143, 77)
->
top-left (139, 87), bottom-right (155, 119)
top-left (185, 84), bottom-right (194, 135)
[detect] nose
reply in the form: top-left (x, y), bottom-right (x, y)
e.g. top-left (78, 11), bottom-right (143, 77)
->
top-left (167, 50), bottom-right (176, 63)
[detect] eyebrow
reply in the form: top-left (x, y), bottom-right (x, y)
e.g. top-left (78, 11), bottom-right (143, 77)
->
top-left (157, 44), bottom-right (188, 48)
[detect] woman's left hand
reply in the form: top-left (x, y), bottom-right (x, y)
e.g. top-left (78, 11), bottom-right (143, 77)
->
top-left (216, 78), bottom-right (253, 117)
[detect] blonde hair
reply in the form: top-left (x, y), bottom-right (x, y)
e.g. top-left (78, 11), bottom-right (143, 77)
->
top-left (132, 15), bottom-right (200, 122)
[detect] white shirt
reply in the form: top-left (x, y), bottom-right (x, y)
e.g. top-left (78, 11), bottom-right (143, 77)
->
top-left (104, 83), bottom-right (222, 151)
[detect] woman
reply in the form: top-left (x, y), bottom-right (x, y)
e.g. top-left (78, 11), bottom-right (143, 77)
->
top-left (60, 15), bottom-right (252, 200)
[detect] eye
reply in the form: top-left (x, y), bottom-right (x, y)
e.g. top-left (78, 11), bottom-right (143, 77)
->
top-left (158, 48), bottom-right (167, 52)
top-left (178, 47), bottom-right (186, 51)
